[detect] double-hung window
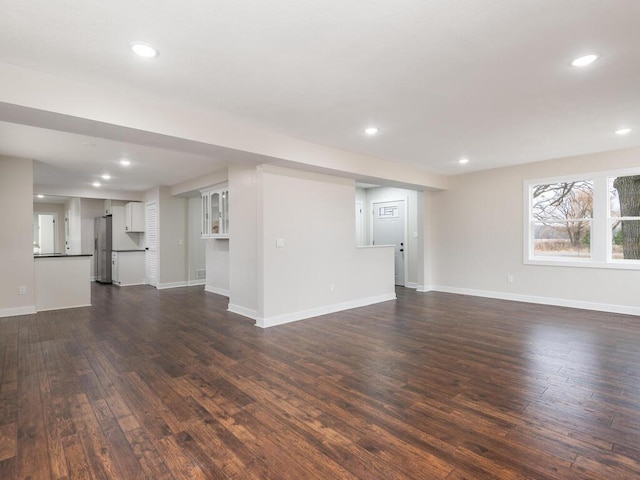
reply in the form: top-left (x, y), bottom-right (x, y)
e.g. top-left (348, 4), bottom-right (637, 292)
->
top-left (525, 169), bottom-right (640, 269)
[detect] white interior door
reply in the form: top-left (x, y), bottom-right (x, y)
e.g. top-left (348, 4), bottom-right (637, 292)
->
top-left (145, 202), bottom-right (158, 287)
top-left (372, 200), bottom-right (406, 286)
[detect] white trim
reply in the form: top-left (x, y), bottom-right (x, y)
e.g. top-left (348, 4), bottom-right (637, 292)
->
top-left (256, 293), bottom-right (397, 328)
top-left (0, 305), bottom-right (37, 318)
top-left (524, 258), bottom-right (640, 270)
top-left (204, 285), bottom-right (230, 297)
top-left (90, 276), bottom-right (96, 282)
top-left (187, 279), bottom-right (206, 286)
top-left (406, 282), bottom-right (418, 289)
top-left (156, 281), bottom-right (188, 290)
top-left (431, 285), bottom-right (640, 317)
top-left (36, 303), bottom-right (91, 313)
top-left (355, 200), bottom-right (365, 246)
top-left (416, 285), bottom-right (433, 293)
top-left (228, 304), bottom-right (259, 320)
top-left (524, 168), bottom-right (640, 271)
top-left (114, 282), bottom-right (146, 287)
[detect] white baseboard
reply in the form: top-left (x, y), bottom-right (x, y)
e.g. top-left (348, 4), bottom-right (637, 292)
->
top-left (405, 282), bottom-right (418, 289)
top-left (187, 279), bottom-right (206, 287)
top-left (431, 285), bottom-right (640, 317)
top-left (156, 281), bottom-right (188, 290)
top-left (204, 285), bottom-right (230, 297)
top-left (256, 292), bottom-right (397, 328)
top-left (228, 304), bottom-right (259, 320)
top-left (90, 276), bottom-right (96, 282)
top-left (36, 303), bottom-right (92, 313)
top-left (0, 305), bottom-right (37, 318)
top-left (417, 284), bottom-right (433, 293)
top-left (114, 282), bottom-right (146, 287)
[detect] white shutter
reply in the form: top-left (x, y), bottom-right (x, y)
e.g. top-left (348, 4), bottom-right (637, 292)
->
top-left (145, 202), bottom-right (158, 287)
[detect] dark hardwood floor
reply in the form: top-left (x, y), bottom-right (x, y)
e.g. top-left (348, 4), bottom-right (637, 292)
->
top-left (1, 284), bottom-right (640, 479)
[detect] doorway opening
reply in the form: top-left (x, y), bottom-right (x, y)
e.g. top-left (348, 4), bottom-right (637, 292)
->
top-left (371, 200), bottom-right (406, 286)
top-left (33, 213), bottom-right (58, 254)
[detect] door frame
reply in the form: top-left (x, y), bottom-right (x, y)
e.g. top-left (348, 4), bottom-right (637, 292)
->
top-left (369, 196), bottom-right (408, 287)
top-left (355, 201), bottom-right (365, 246)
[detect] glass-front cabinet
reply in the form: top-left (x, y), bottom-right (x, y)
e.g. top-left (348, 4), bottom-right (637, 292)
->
top-left (201, 183), bottom-right (229, 238)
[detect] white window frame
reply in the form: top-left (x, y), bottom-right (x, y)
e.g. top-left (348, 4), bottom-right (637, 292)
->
top-left (524, 167), bottom-right (640, 270)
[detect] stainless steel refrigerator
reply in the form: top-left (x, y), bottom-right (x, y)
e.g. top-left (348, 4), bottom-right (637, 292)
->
top-left (95, 215), bottom-right (112, 283)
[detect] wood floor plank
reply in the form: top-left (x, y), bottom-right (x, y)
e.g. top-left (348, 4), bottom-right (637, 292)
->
top-left (2, 284), bottom-right (640, 479)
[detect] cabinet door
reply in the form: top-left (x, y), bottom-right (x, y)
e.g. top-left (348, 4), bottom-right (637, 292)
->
top-left (125, 202), bottom-right (145, 232)
top-left (125, 203), bottom-right (133, 232)
top-left (201, 192), bottom-right (210, 237)
top-left (201, 185), bottom-right (229, 238)
top-left (210, 191), bottom-right (221, 234)
top-left (111, 252), bottom-right (119, 284)
top-left (221, 189), bottom-right (229, 234)
top-left (131, 203), bottom-right (145, 231)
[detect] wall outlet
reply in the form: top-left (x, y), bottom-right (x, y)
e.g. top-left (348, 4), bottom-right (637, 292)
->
top-left (276, 238), bottom-right (285, 248)
top-left (18, 286), bottom-right (27, 295)
top-left (506, 275), bottom-right (514, 284)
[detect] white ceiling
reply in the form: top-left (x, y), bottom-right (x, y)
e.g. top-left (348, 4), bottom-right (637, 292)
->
top-left (0, 122), bottom-right (226, 193)
top-left (0, 0), bottom-right (639, 192)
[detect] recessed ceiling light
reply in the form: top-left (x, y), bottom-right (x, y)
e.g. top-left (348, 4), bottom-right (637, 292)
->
top-left (37, 194), bottom-right (44, 199)
top-left (131, 43), bottom-right (158, 58)
top-left (101, 174), bottom-right (111, 180)
top-left (120, 159), bottom-right (131, 166)
top-left (571, 54), bottom-right (599, 67)
top-left (459, 158), bottom-right (470, 165)
top-left (615, 128), bottom-right (631, 135)
top-left (364, 127), bottom-right (379, 135)
top-left (92, 182), bottom-right (101, 188)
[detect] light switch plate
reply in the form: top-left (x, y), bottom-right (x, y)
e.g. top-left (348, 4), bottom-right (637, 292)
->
top-left (276, 238), bottom-right (285, 248)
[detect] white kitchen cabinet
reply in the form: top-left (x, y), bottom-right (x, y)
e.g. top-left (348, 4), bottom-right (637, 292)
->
top-left (201, 184), bottom-right (229, 238)
top-left (112, 251), bottom-right (145, 286)
top-left (125, 202), bottom-right (145, 232)
top-left (111, 206), bottom-right (141, 251)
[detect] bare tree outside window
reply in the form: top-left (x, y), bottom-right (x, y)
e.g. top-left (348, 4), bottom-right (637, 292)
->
top-left (611, 175), bottom-right (640, 259)
top-left (532, 181), bottom-right (593, 258)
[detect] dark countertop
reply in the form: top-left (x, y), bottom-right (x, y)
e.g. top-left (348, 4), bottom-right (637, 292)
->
top-left (34, 253), bottom-right (93, 258)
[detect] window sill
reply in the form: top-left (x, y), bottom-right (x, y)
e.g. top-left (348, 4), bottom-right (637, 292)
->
top-left (525, 258), bottom-right (640, 270)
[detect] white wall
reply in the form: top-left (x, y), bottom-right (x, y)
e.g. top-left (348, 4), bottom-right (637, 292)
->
top-left (158, 187), bottom-right (188, 288)
top-left (258, 165), bottom-right (396, 327)
top-left (417, 190), bottom-right (435, 291)
top-left (431, 146), bottom-right (640, 314)
top-left (187, 196), bottom-right (206, 285)
top-left (228, 164), bottom-right (259, 317)
top-left (0, 156), bottom-right (35, 317)
top-left (205, 240), bottom-right (229, 295)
